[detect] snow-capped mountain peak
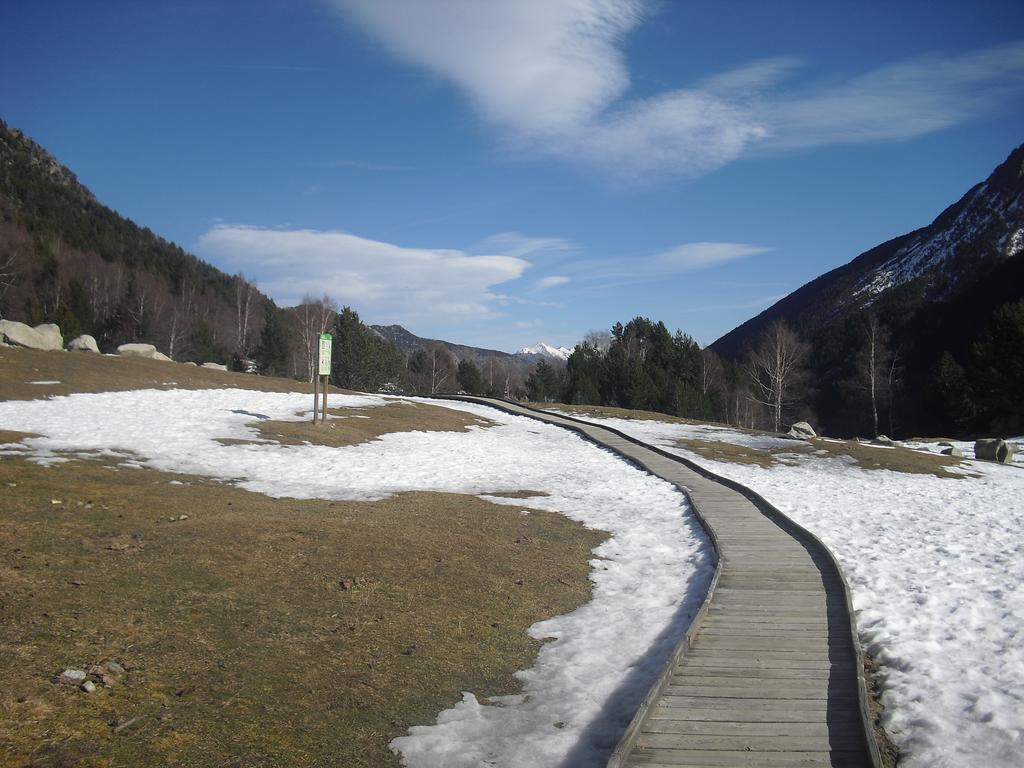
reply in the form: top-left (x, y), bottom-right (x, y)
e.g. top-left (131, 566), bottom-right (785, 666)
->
top-left (516, 342), bottom-right (573, 361)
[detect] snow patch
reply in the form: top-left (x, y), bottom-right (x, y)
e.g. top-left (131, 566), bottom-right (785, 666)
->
top-left (0, 389), bottom-right (713, 767)
top-left (556, 411), bottom-right (1024, 768)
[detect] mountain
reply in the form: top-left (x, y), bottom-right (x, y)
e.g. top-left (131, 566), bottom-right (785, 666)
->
top-left (0, 118), bottom-right (274, 364)
top-left (369, 324), bottom-right (533, 387)
top-left (516, 342), bottom-right (573, 362)
top-left (711, 142), bottom-right (1024, 438)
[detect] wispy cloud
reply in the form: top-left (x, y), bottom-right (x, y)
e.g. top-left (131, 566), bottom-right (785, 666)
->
top-left (650, 242), bottom-right (770, 271)
top-left (535, 275), bottom-right (570, 290)
top-left (195, 224), bottom-right (529, 323)
top-left (325, 159), bottom-right (411, 172)
top-left (333, 0), bottom-right (1024, 180)
top-left (677, 294), bottom-right (789, 313)
top-left (473, 231), bottom-right (578, 259)
top-left (223, 64), bottom-right (320, 72)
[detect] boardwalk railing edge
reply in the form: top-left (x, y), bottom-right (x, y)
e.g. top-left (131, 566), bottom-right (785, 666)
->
top-left (433, 395), bottom-right (882, 768)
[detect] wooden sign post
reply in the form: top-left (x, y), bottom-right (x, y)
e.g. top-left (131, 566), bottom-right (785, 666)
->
top-left (313, 333), bottom-right (332, 423)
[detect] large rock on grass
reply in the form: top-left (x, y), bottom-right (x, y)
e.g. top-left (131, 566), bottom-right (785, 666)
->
top-left (117, 343), bottom-right (172, 362)
top-left (787, 421), bottom-right (816, 440)
top-left (0, 320), bottom-right (64, 351)
top-left (201, 362), bottom-right (227, 371)
top-left (67, 334), bottom-right (99, 353)
top-left (974, 438), bottom-right (1016, 464)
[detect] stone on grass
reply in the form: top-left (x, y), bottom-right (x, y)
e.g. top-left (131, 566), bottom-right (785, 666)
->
top-left (80, 680), bottom-right (97, 694)
top-left (941, 446), bottom-right (964, 458)
top-left (67, 334), bottom-right (100, 353)
top-left (58, 669), bottom-right (87, 686)
top-left (871, 435), bottom-right (895, 446)
top-left (787, 421), bottom-right (816, 440)
top-left (201, 362), bottom-right (228, 371)
top-left (0, 320), bottom-right (64, 351)
top-left (117, 343), bottom-right (172, 361)
top-left (974, 438), bottom-right (1016, 464)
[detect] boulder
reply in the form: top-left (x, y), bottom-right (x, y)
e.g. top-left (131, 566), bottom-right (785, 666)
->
top-left (787, 421), bottom-right (816, 440)
top-left (871, 435), bottom-right (895, 446)
top-left (0, 320), bottom-right (64, 351)
top-left (974, 438), bottom-right (1016, 464)
top-left (201, 362), bottom-right (227, 371)
top-left (67, 334), bottom-right (100, 353)
top-left (941, 446), bottom-right (964, 458)
top-left (117, 343), bottom-right (172, 362)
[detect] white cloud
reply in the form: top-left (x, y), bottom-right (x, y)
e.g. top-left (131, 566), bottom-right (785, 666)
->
top-left (333, 0), bottom-right (1024, 179)
top-left (535, 275), bottom-right (571, 290)
top-left (650, 242), bottom-right (770, 271)
top-left (195, 224), bottom-right (529, 323)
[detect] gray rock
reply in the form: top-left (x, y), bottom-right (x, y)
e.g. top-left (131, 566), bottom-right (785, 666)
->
top-left (201, 362), bottom-right (228, 371)
top-left (974, 438), bottom-right (1016, 464)
top-left (102, 660), bottom-right (127, 676)
top-left (871, 435), bottom-right (895, 446)
top-left (117, 343), bottom-right (172, 361)
top-left (787, 421), bottom-right (816, 439)
top-left (80, 680), bottom-right (97, 693)
top-left (34, 323), bottom-right (63, 349)
top-left (0, 320), bottom-right (64, 351)
top-left (941, 446), bottom-right (964, 458)
top-left (58, 668), bottom-right (87, 686)
top-left (67, 334), bottom-right (100, 353)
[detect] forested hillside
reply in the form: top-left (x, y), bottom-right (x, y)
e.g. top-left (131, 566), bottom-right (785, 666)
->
top-left (0, 119), bottom-right (273, 365)
top-left (711, 143), bottom-right (1024, 438)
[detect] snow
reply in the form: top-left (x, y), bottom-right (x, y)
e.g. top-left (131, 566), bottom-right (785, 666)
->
top-left (852, 180), bottom-right (1023, 306)
top-left (29, 380), bottom-right (61, 385)
top-left (516, 342), bottom-right (573, 361)
top-left (548, 410), bottom-right (1024, 768)
top-left (0, 389), bottom-right (712, 767)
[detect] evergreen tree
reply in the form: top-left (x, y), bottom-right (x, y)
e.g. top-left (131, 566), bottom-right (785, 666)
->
top-left (970, 299), bottom-right (1024, 434)
top-left (927, 351), bottom-right (974, 434)
top-left (525, 359), bottom-right (563, 402)
top-left (330, 306), bottom-right (404, 392)
top-left (253, 304), bottom-right (289, 376)
top-left (456, 358), bottom-right (484, 394)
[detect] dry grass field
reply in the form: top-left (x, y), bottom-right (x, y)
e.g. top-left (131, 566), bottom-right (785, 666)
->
top-left (0, 348), bottom-right (605, 767)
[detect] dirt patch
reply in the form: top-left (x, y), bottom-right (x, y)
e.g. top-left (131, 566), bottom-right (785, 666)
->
top-left (0, 346), bottom-right (328, 401)
top-left (546, 402), bottom-right (716, 427)
top-left (672, 438), bottom-right (809, 469)
top-left (0, 456), bottom-right (606, 767)
top-left (233, 401), bottom-right (495, 448)
top-left (864, 652), bottom-right (900, 768)
top-left (0, 429), bottom-right (38, 444)
top-left (809, 438), bottom-right (971, 479)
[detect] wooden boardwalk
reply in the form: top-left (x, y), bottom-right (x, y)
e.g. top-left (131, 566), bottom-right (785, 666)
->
top-left (443, 397), bottom-right (880, 768)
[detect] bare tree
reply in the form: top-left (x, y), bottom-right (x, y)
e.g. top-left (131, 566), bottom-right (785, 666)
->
top-left (583, 329), bottom-right (612, 354)
top-left (862, 314), bottom-right (886, 437)
top-left (429, 343), bottom-right (455, 394)
top-left (747, 320), bottom-right (809, 433)
top-left (0, 251), bottom-right (17, 318)
top-left (234, 273), bottom-right (256, 355)
top-left (293, 294), bottom-right (338, 381)
top-left (700, 347), bottom-right (722, 397)
top-left (842, 313), bottom-right (896, 437)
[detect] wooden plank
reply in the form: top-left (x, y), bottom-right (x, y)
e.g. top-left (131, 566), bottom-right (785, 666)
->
top-left (453, 399), bottom-right (875, 768)
top-left (625, 747), bottom-right (866, 767)
top-left (637, 732), bottom-right (866, 751)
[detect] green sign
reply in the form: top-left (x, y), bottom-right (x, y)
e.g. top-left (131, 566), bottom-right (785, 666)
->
top-left (318, 333), bottom-right (332, 376)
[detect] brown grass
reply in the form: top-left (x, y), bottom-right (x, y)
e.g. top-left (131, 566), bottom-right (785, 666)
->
top-left (233, 401), bottom-right (495, 448)
top-left (0, 348), bottom-right (607, 766)
top-left (0, 456), bottom-right (604, 768)
top-left (0, 347), bottom-right (318, 401)
top-left (674, 436), bottom-right (970, 478)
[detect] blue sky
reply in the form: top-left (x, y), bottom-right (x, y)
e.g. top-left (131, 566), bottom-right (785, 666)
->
top-left (3, 1), bottom-right (1023, 351)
